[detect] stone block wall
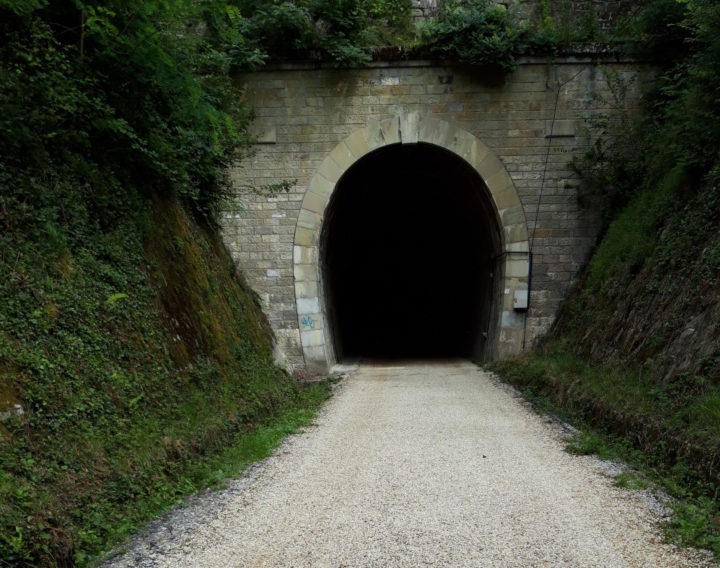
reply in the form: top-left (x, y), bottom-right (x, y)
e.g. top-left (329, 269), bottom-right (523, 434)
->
top-left (222, 58), bottom-right (648, 370)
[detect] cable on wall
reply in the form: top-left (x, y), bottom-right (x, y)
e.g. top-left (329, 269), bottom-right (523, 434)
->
top-left (522, 65), bottom-right (586, 350)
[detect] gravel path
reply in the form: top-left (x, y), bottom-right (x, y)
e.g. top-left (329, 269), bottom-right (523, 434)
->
top-left (105, 361), bottom-right (715, 567)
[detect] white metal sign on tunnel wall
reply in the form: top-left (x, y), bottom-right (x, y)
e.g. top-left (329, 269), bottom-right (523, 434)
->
top-left (223, 61), bottom-right (648, 372)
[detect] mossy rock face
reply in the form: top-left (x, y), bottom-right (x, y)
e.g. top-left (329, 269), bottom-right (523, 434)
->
top-left (553, 169), bottom-right (720, 388)
top-left (146, 200), bottom-right (274, 370)
top-left (0, 193), bottom-right (296, 566)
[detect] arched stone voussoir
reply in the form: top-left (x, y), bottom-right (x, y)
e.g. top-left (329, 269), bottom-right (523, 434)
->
top-left (486, 173), bottom-right (518, 211)
top-left (293, 244), bottom-right (317, 266)
top-left (399, 112), bottom-right (420, 144)
top-left (507, 240), bottom-right (530, 253)
top-left (329, 137), bottom-right (365, 173)
top-left (294, 226), bottom-right (317, 248)
top-left (365, 112), bottom-right (423, 149)
top-left (458, 139), bottom-right (490, 171)
top-left (364, 119), bottom-right (386, 151)
top-left (446, 129), bottom-right (477, 160)
top-left (500, 204), bottom-right (527, 227)
top-left (476, 152), bottom-right (527, 228)
top-left (296, 208), bottom-right (322, 232)
top-left (299, 190), bottom-right (326, 216)
top-left (307, 173), bottom-right (335, 199)
top-left (378, 117), bottom-right (402, 146)
top-left (344, 128), bottom-right (371, 161)
top-left (506, 255), bottom-right (531, 280)
top-left (293, 262), bottom-right (317, 283)
top-left (417, 116), bottom-right (442, 144)
top-left (315, 153), bottom-right (346, 184)
top-left (297, 173), bottom-right (335, 241)
top-left (476, 151), bottom-right (509, 187)
top-left (294, 280), bottom-right (318, 301)
top-left (429, 119), bottom-right (457, 149)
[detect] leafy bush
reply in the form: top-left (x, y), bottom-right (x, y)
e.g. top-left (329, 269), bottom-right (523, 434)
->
top-left (236, 0), bottom-right (562, 70)
top-left (419, 0), bottom-right (556, 72)
top-left (419, 0), bottom-right (530, 71)
top-left (237, 0), bottom-right (414, 67)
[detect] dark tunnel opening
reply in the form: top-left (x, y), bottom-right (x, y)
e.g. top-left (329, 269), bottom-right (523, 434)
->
top-left (321, 143), bottom-right (502, 361)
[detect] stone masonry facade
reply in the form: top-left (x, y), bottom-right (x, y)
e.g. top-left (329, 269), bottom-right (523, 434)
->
top-left (222, 58), bottom-right (647, 371)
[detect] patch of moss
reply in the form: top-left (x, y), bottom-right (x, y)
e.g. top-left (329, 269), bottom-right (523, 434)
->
top-left (146, 200), bottom-right (273, 368)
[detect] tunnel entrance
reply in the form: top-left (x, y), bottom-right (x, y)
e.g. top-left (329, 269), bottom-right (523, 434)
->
top-left (321, 143), bottom-right (503, 361)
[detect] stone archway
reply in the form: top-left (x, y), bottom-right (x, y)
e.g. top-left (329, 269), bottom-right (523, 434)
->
top-left (293, 113), bottom-right (530, 372)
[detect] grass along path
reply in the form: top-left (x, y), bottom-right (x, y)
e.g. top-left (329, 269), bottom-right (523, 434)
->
top-left (488, 350), bottom-right (720, 559)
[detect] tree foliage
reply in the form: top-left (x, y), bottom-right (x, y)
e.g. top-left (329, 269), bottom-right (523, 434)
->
top-left (419, 0), bottom-right (543, 71)
top-left (0, 0), bottom-right (258, 225)
top-left (573, 0), bottom-right (720, 220)
top-left (236, 0), bottom-right (412, 67)
top-left (235, 0), bottom-right (560, 70)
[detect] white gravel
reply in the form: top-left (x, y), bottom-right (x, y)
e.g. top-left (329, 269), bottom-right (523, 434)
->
top-left (105, 361), bottom-right (716, 567)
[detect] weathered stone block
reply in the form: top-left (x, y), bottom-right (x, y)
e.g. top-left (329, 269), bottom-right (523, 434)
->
top-left (399, 112), bottom-right (420, 144)
top-left (344, 129), bottom-right (370, 159)
top-left (379, 117), bottom-right (402, 145)
top-left (317, 155), bottom-right (345, 183)
top-left (501, 205), bottom-right (528, 227)
top-left (303, 345), bottom-right (328, 373)
top-left (299, 313), bottom-right (323, 331)
top-left (300, 192), bottom-right (326, 216)
top-left (308, 175), bottom-right (335, 199)
top-left (293, 245), bottom-right (316, 265)
top-left (501, 310), bottom-right (524, 329)
top-left (295, 280), bottom-right (319, 299)
top-left (329, 141), bottom-right (356, 171)
top-left (297, 297), bottom-right (320, 315)
top-left (300, 329), bottom-right (324, 347)
top-left (293, 263), bottom-right (316, 283)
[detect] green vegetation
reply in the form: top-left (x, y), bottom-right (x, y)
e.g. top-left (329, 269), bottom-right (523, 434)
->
top-left (489, 1), bottom-right (720, 557)
top-left (419, 0), bottom-right (554, 72)
top-left (235, 0), bottom-right (535, 69)
top-left (228, 0), bottom-right (614, 71)
top-left (235, 0), bottom-right (417, 66)
top-left (0, 186), bottom-right (333, 566)
top-left (0, 0), bottom-right (258, 223)
top-left (561, 0), bottom-right (720, 377)
top-left (0, 1), bottom-right (333, 566)
top-left (490, 350), bottom-right (720, 484)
